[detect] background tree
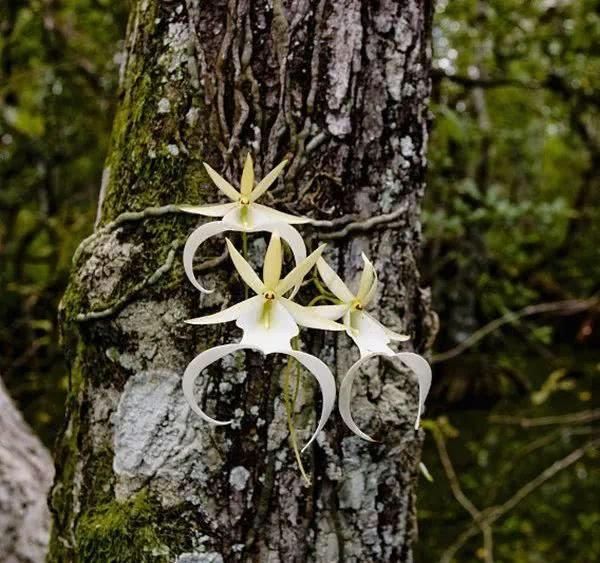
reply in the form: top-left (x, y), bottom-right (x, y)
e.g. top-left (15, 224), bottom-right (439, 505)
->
top-left (48, 1), bottom-right (434, 561)
top-left (0, 378), bottom-right (53, 563)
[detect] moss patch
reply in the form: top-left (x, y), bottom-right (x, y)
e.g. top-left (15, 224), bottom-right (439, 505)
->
top-left (76, 491), bottom-right (178, 563)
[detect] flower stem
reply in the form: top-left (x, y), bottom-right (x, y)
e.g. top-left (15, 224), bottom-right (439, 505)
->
top-left (283, 343), bottom-right (311, 486)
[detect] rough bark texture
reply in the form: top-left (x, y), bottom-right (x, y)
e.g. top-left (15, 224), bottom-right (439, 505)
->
top-left (0, 378), bottom-right (54, 563)
top-left (49, 1), bottom-right (435, 561)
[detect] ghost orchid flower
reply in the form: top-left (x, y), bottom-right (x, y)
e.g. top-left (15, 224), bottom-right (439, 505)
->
top-left (316, 254), bottom-right (432, 439)
top-left (182, 233), bottom-right (344, 450)
top-left (180, 155), bottom-right (309, 294)
top-left (186, 234), bottom-right (345, 352)
top-left (317, 254), bottom-right (409, 356)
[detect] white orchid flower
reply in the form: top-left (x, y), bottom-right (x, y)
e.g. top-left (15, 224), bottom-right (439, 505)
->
top-left (317, 254), bottom-right (410, 356)
top-left (180, 155), bottom-right (309, 294)
top-left (316, 254), bottom-right (432, 439)
top-left (186, 234), bottom-right (345, 352)
top-left (182, 233), bottom-right (345, 450)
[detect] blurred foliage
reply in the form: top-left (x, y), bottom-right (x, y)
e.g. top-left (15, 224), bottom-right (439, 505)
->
top-left (0, 0), bottom-right (598, 561)
top-left (418, 0), bottom-right (599, 561)
top-left (0, 0), bottom-right (127, 444)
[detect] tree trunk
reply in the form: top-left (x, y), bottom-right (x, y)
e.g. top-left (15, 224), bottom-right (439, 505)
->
top-left (0, 378), bottom-right (53, 563)
top-left (49, 1), bottom-right (434, 561)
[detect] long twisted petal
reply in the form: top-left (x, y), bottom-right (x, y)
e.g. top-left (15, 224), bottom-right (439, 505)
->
top-left (183, 221), bottom-right (234, 293)
top-left (338, 351), bottom-right (432, 441)
top-left (277, 349), bottom-right (337, 452)
top-left (183, 345), bottom-right (336, 451)
top-left (395, 352), bottom-right (432, 429)
top-left (182, 344), bottom-right (259, 425)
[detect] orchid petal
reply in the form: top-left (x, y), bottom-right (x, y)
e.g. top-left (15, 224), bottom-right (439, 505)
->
top-left (203, 162), bottom-right (241, 201)
top-left (316, 257), bottom-right (355, 303)
top-left (362, 272), bottom-right (378, 306)
top-left (395, 352), bottom-right (432, 429)
top-left (183, 344), bottom-right (335, 451)
top-left (338, 351), bottom-right (432, 440)
top-left (178, 203), bottom-right (236, 217)
top-left (263, 233), bottom-right (282, 289)
top-left (276, 243), bottom-right (326, 296)
top-left (348, 311), bottom-right (396, 358)
top-left (182, 343), bottom-right (258, 425)
top-left (185, 295), bottom-right (262, 325)
top-left (338, 353), bottom-right (387, 442)
top-left (250, 159), bottom-right (288, 202)
top-left (252, 203), bottom-right (311, 225)
top-left (225, 239), bottom-right (264, 295)
top-left (262, 222), bottom-right (307, 298)
top-left (356, 253), bottom-right (376, 302)
top-left (359, 253), bottom-right (379, 305)
top-left (222, 206), bottom-right (246, 229)
top-left (305, 304), bottom-right (349, 320)
top-left (240, 154), bottom-right (254, 197)
top-left (280, 299), bottom-right (346, 332)
top-left (278, 349), bottom-right (336, 452)
top-left (369, 315), bottom-right (410, 342)
top-left (238, 299), bottom-right (298, 354)
top-left (183, 221), bottom-right (233, 294)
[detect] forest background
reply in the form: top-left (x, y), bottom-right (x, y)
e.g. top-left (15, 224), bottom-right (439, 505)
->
top-left (0, 0), bottom-right (597, 561)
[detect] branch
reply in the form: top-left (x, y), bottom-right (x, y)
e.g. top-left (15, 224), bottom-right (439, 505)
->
top-left (432, 299), bottom-right (598, 363)
top-left (440, 439), bottom-right (598, 563)
top-left (72, 204), bottom-right (186, 264)
top-left (432, 68), bottom-right (538, 90)
top-left (309, 203), bottom-right (408, 240)
top-left (432, 424), bottom-right (494, 563)
top-left (489, 410), bottom-right (600, 428)
top-left (75, 240), bottom-right (181, 322)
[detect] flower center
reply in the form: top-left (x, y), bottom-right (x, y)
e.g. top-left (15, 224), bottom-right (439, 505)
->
top-left (264, 291), bottom-right (276, 300)
top-left (240, 196), bottom-right (250, 205)
top-left (352, 299), bottom-right (363, 311)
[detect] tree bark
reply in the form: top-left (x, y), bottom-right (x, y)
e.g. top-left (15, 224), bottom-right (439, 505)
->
top-left (49, 1), bottom-right (435, 561)
top-left (0, 378), bottom-right (53, 563)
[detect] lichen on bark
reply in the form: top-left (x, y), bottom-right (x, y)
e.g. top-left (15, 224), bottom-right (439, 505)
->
top-left (49, 0), bottom-right (435, 561)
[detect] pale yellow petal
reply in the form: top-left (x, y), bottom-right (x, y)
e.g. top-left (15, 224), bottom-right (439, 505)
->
top-left (178, 203), bottom-right (236, 217)
top-left (356, 253), bottom-right (376, 302)
top-left (251, 203), bottom-right (311, 225)
top-left (240, 154), bottom-right (254, 196)
top-left (225, 239), bottom-right (264, 294)
top-left (203, 162), bottom-right (240, 201)
top-left (250, 159), bottom-right (288, 202)
top-left (316, 257), bottom-right (354, 302)
top-left (276, 243), bottom-right (326, 296)
top-left (281, 299), bottom-right (346, 331)
top-left (263, 232), bottom-right (282, 289)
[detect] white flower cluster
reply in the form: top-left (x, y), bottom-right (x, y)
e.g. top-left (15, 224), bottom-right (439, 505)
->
top-left (180, 155), bottom-right (431, 449)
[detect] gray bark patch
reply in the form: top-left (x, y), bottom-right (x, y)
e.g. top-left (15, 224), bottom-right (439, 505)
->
top-left (112, 370), bottom-right (224, 504)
